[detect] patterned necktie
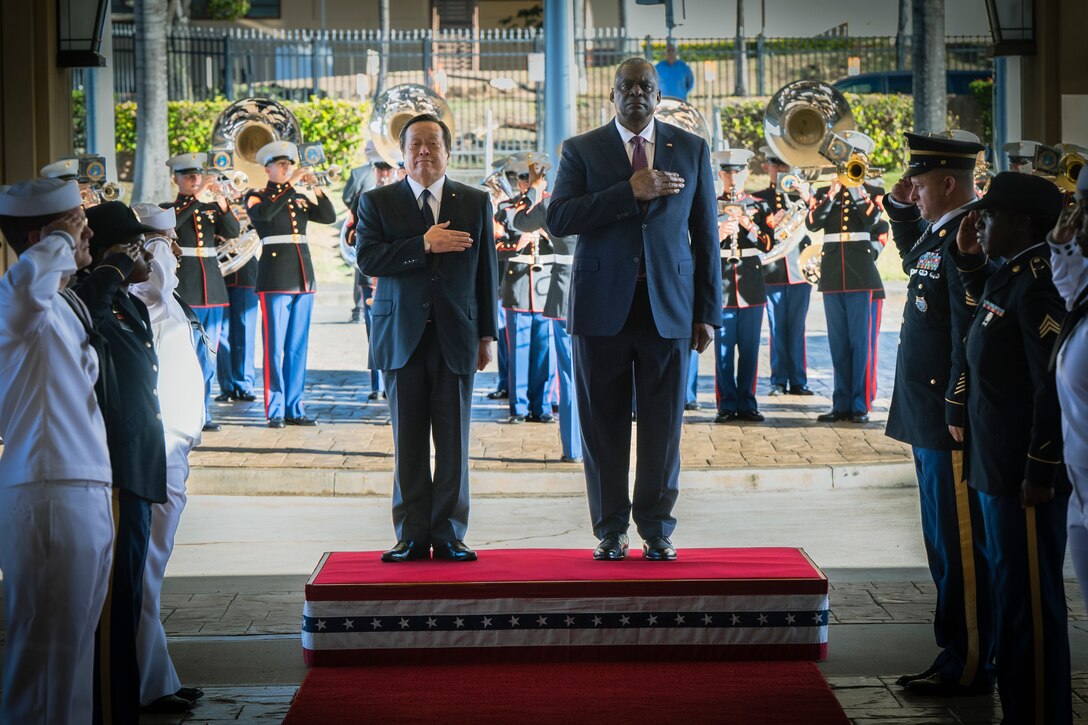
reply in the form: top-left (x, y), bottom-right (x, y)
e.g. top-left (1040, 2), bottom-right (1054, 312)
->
top-left (631, 135), bottom-right (649, 279)
top-left (420, 188), bottom-right (436, 228)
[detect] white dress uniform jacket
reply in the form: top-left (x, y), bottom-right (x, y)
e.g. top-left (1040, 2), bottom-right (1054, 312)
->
top-left (0, 231), bottom-right (113, 725)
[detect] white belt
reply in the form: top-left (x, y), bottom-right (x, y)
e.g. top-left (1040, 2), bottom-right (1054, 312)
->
top-left (263, 234), bottom-right (309, 246)
top-left (823, 232), bottom-right (870, 243)
top-left (508, 254), bottom-right (556, 266)
top-left (180, 247), bottom-right (217, 258)
top-left (553, 254), bottom-right (573, 265)
top-left (720, 248), bottom-right (762, 258)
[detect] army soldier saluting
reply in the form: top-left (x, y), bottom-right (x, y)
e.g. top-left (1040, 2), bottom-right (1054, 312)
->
top-left (883, 132), bottom-right (995, 697)
top-left (165, 152), bottom-right (240, 432)
top-left (245, 141), bottom-right (336, 428)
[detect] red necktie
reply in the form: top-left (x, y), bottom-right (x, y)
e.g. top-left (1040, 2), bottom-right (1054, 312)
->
top-left (631, 135), bottom-right (649, 280)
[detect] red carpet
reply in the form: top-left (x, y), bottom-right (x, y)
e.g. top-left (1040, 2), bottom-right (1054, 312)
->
top-left (282, 660), bottom-right (848, 724)
top-left (303, 548), bottom-right (830, 665)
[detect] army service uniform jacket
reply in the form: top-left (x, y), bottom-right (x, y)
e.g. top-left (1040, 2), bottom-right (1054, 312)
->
top-left (953, 243), bottom-right (1069, 496)
top-left (246, 182), bottom-right (336, 294)
top-left (805, 186), bottom-right (883, 293)
top-left (883, 201), bottom-right (973, 448)
top-left (168, 194), bottom-right (239, 307)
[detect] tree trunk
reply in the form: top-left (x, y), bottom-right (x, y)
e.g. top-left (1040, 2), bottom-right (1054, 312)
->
top-left (912, 0), bottom-right (946, 134)
top-left (896, 0), bottom-right (910, 70)
top-left (133, 0), bottom-right (172, 203)
top-left (376, 0), bottom-right (390, 100)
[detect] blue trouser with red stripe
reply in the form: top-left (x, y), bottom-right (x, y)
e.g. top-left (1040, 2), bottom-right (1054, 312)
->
top-left (193, 307), bottom-right (224, 424)
top-left (259, 291), bottom-right (314, 420)
top-left (766, 282), bottom-right (810, 389)
top-left (823, 290), bottom-right (871, 416)
top-left (216, 286), bottom-right (259, 398)
top-left (551, 319), bottom-right (581, 460)
top-left (714, 306), bottom-right (763, 414)
top-left (505, 309), bottom-right (551, 418)
top-left (868, 296), bottom-right (883, 408)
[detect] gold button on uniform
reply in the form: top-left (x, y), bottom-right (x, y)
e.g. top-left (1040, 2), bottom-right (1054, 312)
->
top-left (930, 379), bottom-right (937, 385)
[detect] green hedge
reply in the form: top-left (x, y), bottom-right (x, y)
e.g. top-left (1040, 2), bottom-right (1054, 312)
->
top-left (969, 78), bottom-right (993, 148)
top-left (719, 93), bottom-right (960, 170)
top-left (112, 97), bottom-right (371, 171)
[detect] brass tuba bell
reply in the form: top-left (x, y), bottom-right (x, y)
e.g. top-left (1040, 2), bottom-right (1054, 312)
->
top-left (654, 96), bottom-right (713, 145)
top-left (1057, 148), bottom-right (1087, 193)
top-left (369, 84), bottom-right (456, 167)
top-left (764, 80), bottom-right (854, 170)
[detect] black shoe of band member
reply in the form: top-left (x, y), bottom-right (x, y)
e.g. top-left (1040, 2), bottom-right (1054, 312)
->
top-left (234, 391), bottom-right (257, 402)
top-left (487, 389), bottom-right (509, 400)
top-left (714, 411), bottom-right (737, 423)
top-left (593, 532), bottom-right (629, 561)
top-left (213, 392), bottom-right (234, 402)
top-left (526, 413), bottom-right (554, 423)
top-left (432, 540), bottom-right (477, 562)
top-left (368, 390), bottom-right (381, 400)
top-left (643, 535), bottom-right (677, 561)
top-left (768, 384), bottom-right (787, 396)
top-left (850, 413), bottom-right (870, 424)
top-left (816, 411), bottom-right (848, 422)
top-left (560, 456), bottom-right (583, 463)
top-left (286, 416), bottom-right (317, 426)
top-left (202, 421), bottom-right (222, 432)
top-left (176, 687), bottom-right (204, 703)
top-left (788, 386), bottom-right (814, 396)
top-left (381, 540), bottom-right (430, 562)
top-left (735, 410), bottom-right (765, 422)
top-left (684, 401), bottom-right (701, 411)
top-left (268, 417), bottom-right (286, 429)
top-left (506, 414), bottom-right (526, 424)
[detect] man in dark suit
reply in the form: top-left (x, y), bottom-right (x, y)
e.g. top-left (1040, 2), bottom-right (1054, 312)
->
top-left (547, 59), bottom-right (720, 562)
top-left (355, 113), bottom-right (498, 563)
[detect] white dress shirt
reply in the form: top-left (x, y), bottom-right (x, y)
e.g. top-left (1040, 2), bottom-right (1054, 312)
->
top-left (1049, 232), bottom-right (1088, 467)
top-left (130, 239), bottom-right (205, 471)
top-left (406, 174), bottom-right (445, 222)
top-left (0, 233), bottom-right (112, 487)
top-left (615, 117), bottom-right (656, 169)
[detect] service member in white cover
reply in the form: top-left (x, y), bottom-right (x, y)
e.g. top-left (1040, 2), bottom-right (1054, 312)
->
top-left (128, 202), bottom-right (208, 713)
top-left (0, 178), bottom-right (114, 724)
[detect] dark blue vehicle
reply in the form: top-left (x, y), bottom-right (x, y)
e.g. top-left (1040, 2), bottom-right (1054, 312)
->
top-left (832, 70), bottom-right (992, 95)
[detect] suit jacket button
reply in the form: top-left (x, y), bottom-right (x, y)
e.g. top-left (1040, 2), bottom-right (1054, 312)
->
top-left (422, 302), bottom-right (431, 309)
top-left (633, 257), bottom-right (640, 264)
top-left (642, 224), bottom-right (647, 229)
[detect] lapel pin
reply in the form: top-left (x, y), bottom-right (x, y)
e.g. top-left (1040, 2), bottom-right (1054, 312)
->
top-left (666, 143), bottom-right (673, 148)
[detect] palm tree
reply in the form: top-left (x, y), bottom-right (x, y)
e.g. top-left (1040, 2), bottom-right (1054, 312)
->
top-left (912, 0), bottom-right (946, 134)
top-left (132, 0), bottom-right (172, 202)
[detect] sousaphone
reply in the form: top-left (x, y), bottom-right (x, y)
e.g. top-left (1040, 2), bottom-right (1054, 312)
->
top-left (369, 84), bottom-right (456, 167)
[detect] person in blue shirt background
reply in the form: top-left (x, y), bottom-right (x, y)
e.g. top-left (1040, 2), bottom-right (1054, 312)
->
top-left (655, 43), bottom-right (695, 100)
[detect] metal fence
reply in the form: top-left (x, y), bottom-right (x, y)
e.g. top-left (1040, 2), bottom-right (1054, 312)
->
top-left (91, 24), bottom-right (992, 168)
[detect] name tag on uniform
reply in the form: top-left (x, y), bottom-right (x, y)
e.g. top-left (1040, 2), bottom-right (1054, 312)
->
top-left (981, 300), bottom-right (1005, 327)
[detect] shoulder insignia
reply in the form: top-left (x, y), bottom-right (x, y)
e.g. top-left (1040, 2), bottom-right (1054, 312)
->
top-left (1030, 256), bottom-right (1050, 278)
top-left (1039, 314), bottom-right (1061, 338)
top-left (1012, 265), bottom-right (1020, 273)
top-left (965, 290), bottom-right (977, 307)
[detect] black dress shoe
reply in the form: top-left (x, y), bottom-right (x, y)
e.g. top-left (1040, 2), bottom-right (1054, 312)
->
top-left (202, 421), bottom-right (222, 432)
top-left (714, 411), bottom-right (737, 423)
top-left (560, 455), bottom-right (583, 463)
top-left (381, 540), bottom-right (430, 562)
top-left (176, 686), bottom-right (204, 703)
top-left (286, 416), bottom-right (317, 426)
top-left (213, 392), bottom-right (234, 402)
top-left (768, 384), bottom-right (787, 396)
top-left (788, 385), bottom-right (815, 396)
top-left (904, 672), bottom-right (993, 697)
top-left (850, 413), bottom-right (870, 424)
top-left (487, 389), bottom-right (509, 400)
top-left (234, 391), bottom-right (257, 402)
top-left (894, 665), bottom-right (937, 688)
top-left (432, 540), bottom-right (477, 562)
top-left (268, 417), bottom-right (286, 429)
top-left (506, 414), bottom-right (526, 424)
top-left (367, 390), bottom-right (381, 400)
top-left (816, 411), bottom-right (848, 422)
top-left (593, 532), bottom-right (629, 561)
top-left (684, 401), bottom-right (701, 411)
top-left (141, 695), bottom-right (193, 713)
top-left (643, 535), bottom-right (678, 561)
top-left (349, 311), bottom-right (362, 324)
top-left (736, 410), bottom-right (765, 422)
top-left (526, 413), bottom-right (554, 423)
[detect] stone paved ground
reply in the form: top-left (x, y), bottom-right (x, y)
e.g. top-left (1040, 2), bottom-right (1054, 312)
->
top-left (192, 281), bottom-right (911, 477)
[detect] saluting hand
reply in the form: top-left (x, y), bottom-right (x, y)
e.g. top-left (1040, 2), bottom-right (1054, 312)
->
top-left (631, 169), bottom-right (685, 202)
top-left (425, 221), bottom-right (473, 253)
top-left (956, 210), bottom-right (984, 256)
top-left (1052, 202), bottom-right (1083, 246)
top-left (890, 177), bottom-right (913, 205)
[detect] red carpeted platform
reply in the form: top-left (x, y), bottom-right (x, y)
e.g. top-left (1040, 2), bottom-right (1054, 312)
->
top-left (302, 547), bottom-right (829, 666)
top-left (282, 660), bottom-right (849, 724)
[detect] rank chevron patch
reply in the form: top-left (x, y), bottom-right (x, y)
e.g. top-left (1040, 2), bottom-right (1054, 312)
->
top-left (1039, 314), bottom-right (1061, 338)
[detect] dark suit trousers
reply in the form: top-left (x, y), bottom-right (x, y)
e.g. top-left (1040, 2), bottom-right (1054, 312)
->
top-left (385, 324), bottom-right (473, 545)
top-left (574, 281), bottom-right (688, 540)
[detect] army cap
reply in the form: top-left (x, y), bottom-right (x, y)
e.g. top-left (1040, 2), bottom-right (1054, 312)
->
top-left (963, 171), bottom-right (1062, 231)
top-left (903, 132), bottom-right (985, 179)
top-left (711, 149), bottom-right (753, 170)
top-left (40, 158), bottom-right (80, 181)
top-left (166, 152), bottom-right (207, 175)
top-left (0, 178), bottom-right (82, 217)
top-left (85, 200), bottom-right (158, 253)
top-left (257, 141), bottom-right (299, 166)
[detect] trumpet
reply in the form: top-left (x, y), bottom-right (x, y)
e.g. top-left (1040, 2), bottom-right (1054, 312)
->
top-left (302, 164), bottom-right (342, 188)
top-left (1057, 151), bottom-right (1086, 193)
top-left (218, 169), bottom-right (250, 193)
top-left (79, 181), bottom-right (122, 207)
top-left (718, 189), bottom-right (746, 263)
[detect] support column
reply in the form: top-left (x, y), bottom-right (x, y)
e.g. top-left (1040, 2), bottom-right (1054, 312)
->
top-left (86, 19), bottom-right (118, 183)
top-left (544, 0), bottom-right (576, 169)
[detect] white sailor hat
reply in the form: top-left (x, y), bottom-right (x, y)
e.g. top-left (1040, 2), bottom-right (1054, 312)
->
top-left (166, 152), bottom-right (207, 175)
top-left (503, 151), bottom-right (551, 176)
top-left (711, 149), bottom-right (754, 169)
top-left (1002, 140), bottom-right (1041, 160)
top-left (257, 141), bottom-right (299, 166)
top-left (40, 157), bottom-right (80, 180)
top-left (0, 178), bottom-right (83, 217)
top-left (131, 202), bottom-right (177, 231)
